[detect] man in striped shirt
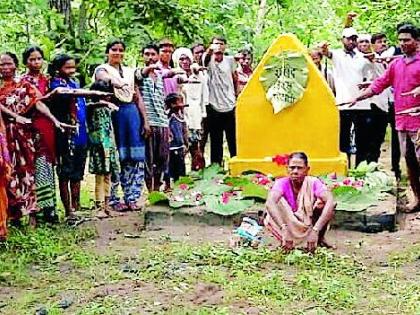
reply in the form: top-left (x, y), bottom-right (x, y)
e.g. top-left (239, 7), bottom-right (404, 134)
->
top-left (136, 43), bottom-right (170, 192)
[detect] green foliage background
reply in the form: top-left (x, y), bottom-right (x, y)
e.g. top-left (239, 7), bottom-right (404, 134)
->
top-left (0, 0), bottom-right (418, 83)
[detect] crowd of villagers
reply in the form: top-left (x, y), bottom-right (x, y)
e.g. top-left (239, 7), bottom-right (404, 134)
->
top-left (0, 20), bottom-right (418, 253)
top-left (0, 37), bottom-right (254, 242)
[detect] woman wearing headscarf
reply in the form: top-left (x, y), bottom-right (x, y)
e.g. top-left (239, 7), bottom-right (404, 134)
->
top-left (172, 47), bottom-right (208, 171)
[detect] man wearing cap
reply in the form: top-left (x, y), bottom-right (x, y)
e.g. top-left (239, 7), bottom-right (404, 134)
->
top-left (357, 34), bottom-right (372, 54)
top-left (203, 36), bottom-right (238, 165)
top-left (320, 27), bottom-right (371, 166)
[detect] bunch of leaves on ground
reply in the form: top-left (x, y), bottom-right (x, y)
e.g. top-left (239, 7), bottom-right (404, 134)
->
top-left (148, 165), bottom-right (273, 215)
top-left (149, 162), bottom-right (395, 214)
top-left (322, 162), bottom-right (395, 211)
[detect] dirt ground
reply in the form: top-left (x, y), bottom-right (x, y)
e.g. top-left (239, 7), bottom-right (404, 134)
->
top-left (21, 206), bottom-right (404, 315)
top-left (91, 138), bottom-right (419, 265)
top-left (2, 137), bottom-right (420, 314)
top-left (92, 208), bottom-right (420, 265)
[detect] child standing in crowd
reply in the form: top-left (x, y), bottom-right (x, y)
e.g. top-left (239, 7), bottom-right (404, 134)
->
top-left (172, 47), bottom-right (208, 171)
top-left (49, 54), bottom-right (88, 223)
top-left (87, 80), bottom-right (120, 218)
top-left (166, 93), bottom-right (188, 182)
top-left (21, 46), bottom-right (58, 223)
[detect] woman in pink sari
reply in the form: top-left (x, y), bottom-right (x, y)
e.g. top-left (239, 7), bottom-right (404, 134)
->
top-left (0, 52), bottom-right (67, 228)
top-left (21, 46), bottom-right (58, 223)
top-left (265, 152), bottom-right (335, 252)
top-left (0, 110), bottom-right (10, 241)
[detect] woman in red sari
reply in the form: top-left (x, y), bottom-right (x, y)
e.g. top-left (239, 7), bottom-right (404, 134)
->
top-left (0, 52), bottom-right (66, 227)
top-left (0, 110), bottom-right (10, 241)
top-left (21, 46), bottom-right (58, 223)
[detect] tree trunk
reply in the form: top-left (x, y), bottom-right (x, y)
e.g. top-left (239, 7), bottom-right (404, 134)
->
top-left (49, 0), bottom-right (72, 28)
top-left (77, 0), bottom-right (86, 37)
top-left (255, 0), bottom-right (267, 36)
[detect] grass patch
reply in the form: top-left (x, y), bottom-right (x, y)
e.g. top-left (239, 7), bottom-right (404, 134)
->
top-left (388, 244), bottom-right (420, 267)
top-left (0, 225), bottom-right (97, 286)
top-left (1, 223), bottom-right (419, 314)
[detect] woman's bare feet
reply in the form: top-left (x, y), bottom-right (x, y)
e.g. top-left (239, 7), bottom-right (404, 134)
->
top-left (318, 238), bottom-right (337, 250)
top-left (94, 201), bottom-right (109, 219)
top-left (402, 204), bottom-right (420, 213)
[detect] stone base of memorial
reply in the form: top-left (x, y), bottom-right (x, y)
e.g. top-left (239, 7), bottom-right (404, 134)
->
top-left (144, 195), bottom-right (396, 233)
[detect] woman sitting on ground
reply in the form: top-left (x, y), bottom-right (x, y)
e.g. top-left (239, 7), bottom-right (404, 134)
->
top-left (264, 152), bottom-right (335, 252)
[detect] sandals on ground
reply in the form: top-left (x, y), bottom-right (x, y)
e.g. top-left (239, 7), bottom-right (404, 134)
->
top-left (65, 212), bottom-right (85, 227)
top-left (110, 202), bottom-right (128, 212)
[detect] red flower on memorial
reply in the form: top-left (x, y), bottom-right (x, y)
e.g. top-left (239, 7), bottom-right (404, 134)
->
top-left (179, 184), bottom-right (189, 190)
top-left (342, 178), bottom-right (352, 186)
top-left (253, 174), bottom-right (271, 186)
top-left (352, 180), bottom-right (364, 188)
top-left (272, 154), bottom-right (290, 166)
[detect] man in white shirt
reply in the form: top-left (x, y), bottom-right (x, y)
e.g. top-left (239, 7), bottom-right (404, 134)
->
top-left (191, 43), bottom-right (211, 160)
top-left (371, 33), bottom-right (402, 179)
top-left (320, 28), bottom-right (374, 166)
top-left (203, 36), bottom-right (238, 165)
top-left (359, 47), bottom-right (390, 164)
top-left (372, 33), bottom-right (399, 59)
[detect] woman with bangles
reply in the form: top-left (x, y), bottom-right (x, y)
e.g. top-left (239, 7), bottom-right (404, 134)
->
top-left (0, 52), bottom-right (69, 228)
top-left (21, 46), bottom-right (58, 223)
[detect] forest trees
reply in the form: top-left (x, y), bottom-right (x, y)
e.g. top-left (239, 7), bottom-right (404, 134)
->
top-left (49, 0), bottom-right (72, 27)
top-left (0, 0), bottom-right (418, 84)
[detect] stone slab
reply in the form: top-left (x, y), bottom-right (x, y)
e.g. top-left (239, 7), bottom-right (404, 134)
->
top-left (145, 193), bottom-right (397, 233)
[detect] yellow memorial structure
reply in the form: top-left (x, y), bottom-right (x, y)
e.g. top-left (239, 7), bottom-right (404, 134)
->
top-left (229, 34), bottom-right (348, 177)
